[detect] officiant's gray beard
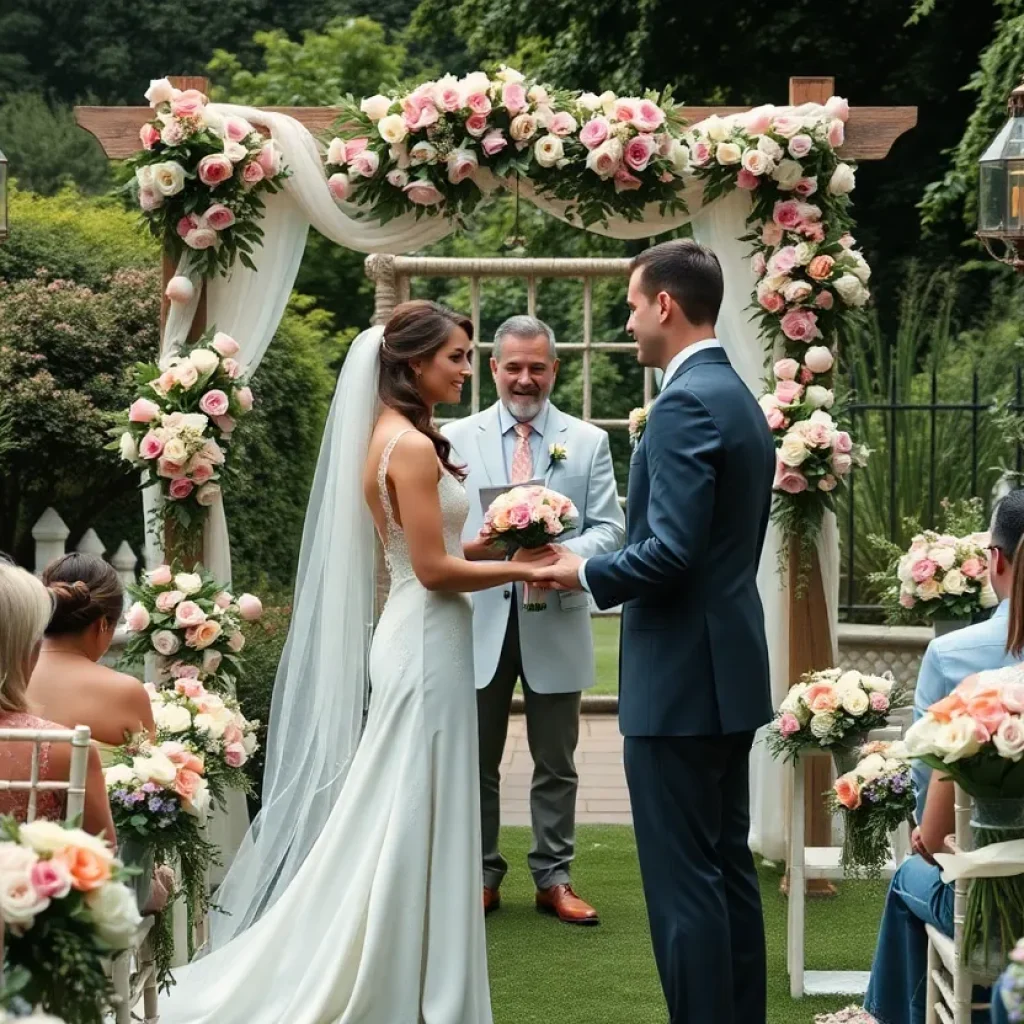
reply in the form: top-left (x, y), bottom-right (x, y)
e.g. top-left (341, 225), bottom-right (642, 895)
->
top-left (506, 393), bottom-right (546, 421)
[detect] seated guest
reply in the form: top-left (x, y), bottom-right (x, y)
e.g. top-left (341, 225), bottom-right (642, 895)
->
top-left (911, 489), bottom-right (1024, 823)
top-left (0, 561), bottom-right (115, 838)
top-left (30, 552), bottom-right (154, 751)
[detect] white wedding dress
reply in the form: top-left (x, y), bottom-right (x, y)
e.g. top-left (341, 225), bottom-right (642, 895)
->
top-left (160, 428), bottom-right (493, 1023)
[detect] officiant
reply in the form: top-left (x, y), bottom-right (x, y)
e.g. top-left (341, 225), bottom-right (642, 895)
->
top-left (443, 315), bottom-right (625, 925)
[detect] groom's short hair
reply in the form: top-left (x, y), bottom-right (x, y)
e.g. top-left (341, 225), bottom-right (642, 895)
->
top-left (631, 240), bottom-right (723, 328)
top-left (993, 488), bottom-right (1024, 560)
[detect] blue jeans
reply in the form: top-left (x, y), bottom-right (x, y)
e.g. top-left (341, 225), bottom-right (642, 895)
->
top-left (864, 856), bottom-right (953, 1024)
top-left (992, 970), bottom-right (1012, 1023)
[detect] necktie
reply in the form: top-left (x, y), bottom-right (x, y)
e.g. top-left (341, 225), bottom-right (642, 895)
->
top-left (511, 422), bottom-right (533, 483)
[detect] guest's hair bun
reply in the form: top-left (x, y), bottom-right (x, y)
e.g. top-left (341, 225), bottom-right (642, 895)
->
top-left (48, 580), bottom-right (92, 613)
top-left (41, 554), bottom-right (123, 636)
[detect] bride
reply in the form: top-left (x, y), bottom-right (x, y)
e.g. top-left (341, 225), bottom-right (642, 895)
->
top-left (161, 300), bottom-right (557, 1023)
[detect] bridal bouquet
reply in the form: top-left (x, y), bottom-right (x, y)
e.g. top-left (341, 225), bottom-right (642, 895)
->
top-left (0, 817), bottom-right (140, 1024)
top-left (905, 668), bottom-right (1024, 961)
top-left (327, 65), bottom-right (689, 226)
top-left (766, 667), bottom-right (907, 762)
top-left (480, 484), bottom-right (578, 611)
top-left (112, 327), bottom-right (254, 547)
top-left (829, 739), bottom-right (915, 878)
top-left (121, 563), bottom-right (263, 692)
top-left (129, 77), bottom-right (288, 278)
top-left (147, 680), bottom-right (259, 803)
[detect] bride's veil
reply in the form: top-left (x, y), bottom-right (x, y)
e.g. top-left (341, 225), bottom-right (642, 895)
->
top-left (206, 324), bottom-right (384, 949)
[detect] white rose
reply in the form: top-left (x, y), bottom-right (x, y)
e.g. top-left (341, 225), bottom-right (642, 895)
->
top-left (942, 568), bottom-right (966, 596)
top-left (0, 870), bottom-right (49, 926)
top-left (772, 158), bottom-right (803, 191)
top-left (834, 274), bottom-right (869, 307)
top-left (779, 434), bottom-right (809, 467)
top-left (86, 881), bottom-right (143, 948)
top-left (897, 556), bottom-right (914, 585)
top-left (361, 94), bottom-right (392, 121)
top-left (783, 280), bottom-right (813, 303)
top-left (131, 751), bottom-right (177, 786)
top-left (534, 134), bottom-right (565, 168)
top-left (154, 703), bottom-right (192, 735)
top-left (704, 116), bottom-right (728, 142)
top-left (794, 243), bottom-right (815, 266)
top-left (496, 64), bottom-right (525, 84)
top-left (935, 718), bottom-right (983, 763)
top-left (174, 573), bottom-right (203, 595)
top-left (188, 348), bottom-right (220, 376)
top-left (104, 763), bottom-right (135, 787)
top-left (119, 432), bottom-right (138, 463)
top-left (809, 409), bottom-right (835, 427)
top-left (857, 753), bottom-right (888, 782)
top-left (757, 135), bottom-right (783, 162)
top-left (861, 673), bottom-right (893, 696)
top-left (510, 114), bottom-right (539, 142)
top-left (716, 142), bottom-right (742, 166)
top-left (668, 140), bottom-right (690, 175)
top-left (928, 544), bottom-right (957, 571)
top-left (904, 716), bottom-right (942, 757)
top-left (135, 165), bottom-right (155, 189)
top-left (409, 141), bottom-right (438, 166)
top-left (841, 688), bottom-right (870, 717)
top-left (223, 140), bottom-right (247, 164)
top-left (180, 413), bottom-right (208, 432)
top-left (741, 148), bottom-right (773, 176)
top-left (804, 385), bottom-right (834, 410)
top-left (145, 78), bottom-right (177, 107)
top-left (243, 731), bottom-right (259, 755)
top-left (18, 820), bottom-right (112, 860)
top-left (994, 717), bottom-right (1024, 761)
top-left (578, 92), bottom-right (602, 112)
top-left (162, 437), bottom-right (187, 463)
top-left (153, 161), bottom-right (186, 197)
top-left (599, 90), bottom-right (618, 115)
top-left (809, 712), bottom-right (837, 740)
top-left (194, 712), bottom-right (227, 740)
top-left (378, 114), bottom-right (408, 145)
top-left (829, 162), bottom-right (856, 195)
top-left (843, 250), bottom-right (872, 284)
top-left (326, 137), bottom-right (347, 165)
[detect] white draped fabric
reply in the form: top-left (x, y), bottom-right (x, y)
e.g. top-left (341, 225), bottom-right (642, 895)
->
top-left (150, 99), bottom-right (845, 877)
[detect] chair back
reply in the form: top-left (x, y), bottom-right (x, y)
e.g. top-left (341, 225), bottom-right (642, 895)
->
top-left (0, 724), bottom-right (91, 824)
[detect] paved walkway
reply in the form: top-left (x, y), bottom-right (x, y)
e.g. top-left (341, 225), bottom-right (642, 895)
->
top-left (499, 713), bottom-right (632, 825)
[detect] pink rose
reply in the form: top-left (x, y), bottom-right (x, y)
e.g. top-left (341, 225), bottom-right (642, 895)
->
top-left (794, 177), bottom-right (818, 198)
top-left (156, 590), bottom-right (185, 613)
top-left (129, 398), bottom-right (160, 423)
top-left (780, 308), bottom-right (820, 343)
top-left (614, 168), bottom-right (642, 192)
top-left (804, 346), bottom-right (834, 374)
top-left (815, 290), bottom-right (835, 310)
top-left (768, 246), bottom-right (798, 276)
top-left (214, 591), bottom-right (232, 610)
top-left (213, 415), bottom-right (236, 436)
top-left (196, 482), bottom-right (222, 507)
top-left (759, 290), bottom-right (784, 314)
top-left (774, 460), bottom-right (808, 494)
top-left (807, 423), bottom-right (832, 447)
top-left (157, 458), bottom-right (185, 479)
top-left (633, 100), bottom-right (665, 132)
top-left (690, 140), bottom-right (712, 166)
top-left (828, 120), bottom-right (845, 148)
top-left (779, 712), bottom-right (801, 738)
top-left (171, 89), bottom-right (207, 117)
top-left (31, 859), bottom-right (72, 900)
top-left (189, 458), bottom-right (215, 485)
top-left (139, 122), bottom-right (161, 150)
top-left (184, 227), bottom-right (218, 250)
top-left (236, 386), bottom-right (254, 413)
top-left (481, 130), bottom-right (508, 157)
top-left (803, 222), bottom-right (826, 243)
top-left (465, 113), bottom-right (489, 137)
top-left (549, 111), bottom-right (577, 137)
top-left (148, 565), bottom-right (173, 586)
top-left (611, 99), bottom-right (638, 124)
top-left (212, 333), bottom-right (240, 357)
top-left (807, 255), bottom-right (835, 281)
top-left (961, 558), bottom-right (985, 579)
top-left (771, 115), bottom-right (802, 138)
top-left (402, 93), bottom-right (439, 131)
top-left (761, 221), bottom-right (783, 247)
top-left (502, 82), bottom-right (528, 115)
top-left (800, 367), bottom-right (814, 385)
top-left (168, 478), bottom-right (194, 500)
top-left (967, 694), bottom-right (1008, 737)
top-left (198, 154), bottom-right (234, 188)
top-left (237, 593), bottom-right (263, 621)
top-left (832, 431), bottom-right (853, 454)
top-left (242, 162), bottom-right (265, 187)
top-left (818, 475), bottom-right (838, 492)
top-left (751, 252), bottom-right (767, 277)
top-left (774, 358), bottom-right (800, 381)
top-left (186, 620), bottom-right (222, 650)
top-left (788, 134), bottom-right (813, 159)
top-left (466, 92), bottom-right (492, 116)
top-left (775, 380), bottom-right (804, 406)
top-left (175, 601), bottom-right (207, 628)
top-left (138, 187), bottom-right (162, 212)
top-left (797, 202), bottom-right (823, 223)
top-left (227, 630), bottom-right (246, 653)
top-left (447, 149), bottom-right (478, 184)
top-left (175, 678), bottom-right (204, 699)
top-left (223, 117), bottom-right (252, 143)
top-left (199, 389), bottom-right (230, 417)
top-left (899, 591), bottom-right (916, 609)
top-left (345, 138), bottom-right (369, 163)
top-left (579, 117), bottom-right (611, 150)
top-left (831, 453), bottom-right (853, 476)
top-left (742, 106), bottom-right (774, 135)
top-left (176, 214), bottom-right (198, 239)
top-left (825, 97), bottom-right (850, 123)
top-left (224, 743), bottom-right (247, 768)
top-left (736, 169), bottom-right (760, 190)
top-left (125, 602), bottom-right (150, 632)
top-left (433, 83), bottom-right (462, 112)
top-left (911, 558), bottom-right (938, 583)
top-left (765, 407), bottom-right (786, 431)
top-left (624, 133), bottom-right (657, 172)
top-left (257, 142), bottom-right (283, 178)
top-left (773, 200), bottom-right (803, 231)
top-left (328, 173), bottom-right (350, 202)
top-left (508, 503), bottom-right (532, 529)
top-left (201, 204), bottom-right (235, 231)
top-left (403, 180), bottom-right (445, 207)
top-left (349, 150), bottom-right (380, 179)
top-left (834, 776), bottom-right (861, 810)
top-left (869, 692), bottom-right (890, 713)
top-left (203, 648), bottom-right (222, 674)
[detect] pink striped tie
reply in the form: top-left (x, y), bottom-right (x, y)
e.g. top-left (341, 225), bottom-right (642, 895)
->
top-left (511, 423), bottom-right (533, 483)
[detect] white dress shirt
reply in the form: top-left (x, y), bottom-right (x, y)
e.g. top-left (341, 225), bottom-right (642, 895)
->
top-left (576, 339), bottom-right (722, 592)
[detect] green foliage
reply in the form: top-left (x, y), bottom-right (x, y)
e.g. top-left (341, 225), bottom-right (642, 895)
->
top-left (0, 92), bottom-right (111, 196)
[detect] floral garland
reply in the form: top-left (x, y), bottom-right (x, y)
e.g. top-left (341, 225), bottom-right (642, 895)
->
top-left (112, 328), bottom-right (253, 546)
top-left (129, 78), bottom-right (288, 278)
top-left (326, 65), bottom-right (690, 227)
top-left (688, 99), bottom-right (871, 581)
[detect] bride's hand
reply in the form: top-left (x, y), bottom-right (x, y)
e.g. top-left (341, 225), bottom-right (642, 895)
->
top-left (511, 544), bottom-right (557, 564)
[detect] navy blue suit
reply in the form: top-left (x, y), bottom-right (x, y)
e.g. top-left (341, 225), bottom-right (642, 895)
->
top-left (585, 346), bottom-right (775, 1024)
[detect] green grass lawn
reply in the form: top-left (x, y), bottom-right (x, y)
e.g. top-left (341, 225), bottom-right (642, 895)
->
top-left (487, 825), bottom-right (885, 1024)
top-left (592, 616), bottom-right (620, 695)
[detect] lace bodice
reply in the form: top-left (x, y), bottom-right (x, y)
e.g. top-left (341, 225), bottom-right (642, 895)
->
top-left (0, 712), bottom-right (67, 823)
top-left (377, 430), bottom-right (470, 589)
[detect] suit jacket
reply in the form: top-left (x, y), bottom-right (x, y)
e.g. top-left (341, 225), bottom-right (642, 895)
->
top-left (442, 402), bottom-right (625, 693)
top-left (584, 348), bottom-right (776, 737)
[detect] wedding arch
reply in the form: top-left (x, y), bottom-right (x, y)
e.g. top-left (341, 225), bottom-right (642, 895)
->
top-left (76, 73), bottom-right (915, 864)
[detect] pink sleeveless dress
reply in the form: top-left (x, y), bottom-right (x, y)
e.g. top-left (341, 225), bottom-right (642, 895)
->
top-left (0, 712), bottom-right (68, 822)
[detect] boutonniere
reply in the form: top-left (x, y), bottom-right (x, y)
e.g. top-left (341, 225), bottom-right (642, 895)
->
top-left (629, 403), bottom-right (652, 450)
top-left (548, 442), bottom-right (568, 466)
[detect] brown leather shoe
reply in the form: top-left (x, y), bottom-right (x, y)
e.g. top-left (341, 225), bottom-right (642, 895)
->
top-left (536, 884), bottom-right (600, 926)
top-left (483, 886), bottom-right (501, 915)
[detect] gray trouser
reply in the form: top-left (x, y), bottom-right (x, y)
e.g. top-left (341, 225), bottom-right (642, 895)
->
top-left (477, 604), bottom-right (581, 891)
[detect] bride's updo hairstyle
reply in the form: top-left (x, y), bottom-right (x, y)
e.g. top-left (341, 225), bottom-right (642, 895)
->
top-left (42, 553), bottom-right (124, 636)
top-left (379, 300), bottom-right (471, 481)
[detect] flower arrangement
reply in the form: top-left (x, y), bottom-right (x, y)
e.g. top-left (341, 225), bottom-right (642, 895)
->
top-left (480, 484), bottom-right (578, 611)
top-left (997, 937), bottom-right (1024, 1022)
top-left (147, 680), bottom-right (259, 803)
top-left (687, 98), bottom-right (871, 579)
top-left (766, 667), bottom-right (908, 762)
top-left (628, 403), bottom-right (651, 449)
top-left (121, 563), bottom-right (263, 693)
top-left (0, 818), bottom-right (141, 1024)
top-left (905, 667), bottom-right (1024, 961)
top-left (129, 78), bottom-right (288, 278)
top-left (326, 66), bottom-right (689, 227)
top-left (829, 739), bottom-right (915, 878)
top-left (870, 500), bottom-right (998, 626)
top-left (111, 327), bottom-right (254, 545)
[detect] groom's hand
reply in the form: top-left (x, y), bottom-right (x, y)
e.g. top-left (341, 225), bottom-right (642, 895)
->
top-left (533, 545), bottom-right (583, 591)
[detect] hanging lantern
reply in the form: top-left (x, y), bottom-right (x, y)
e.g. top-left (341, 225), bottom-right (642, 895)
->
top-left (977, 83), bottom-right (1024, 270)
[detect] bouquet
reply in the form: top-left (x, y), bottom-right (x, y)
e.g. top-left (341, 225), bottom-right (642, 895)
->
top-left (480, 485), bottom-right (578, 611)
top-left (111, 327), bottom-right (254, 547)
top-left (829, 739), bottom-right (915, 878)
top-left (871, 500), bottom-right (997, 626)
top-left (147, 680), bottom-right (259, 803)
top-left (121, 563), bottom-right (263, 692)
top-left (905, 667), bottom-right (1024, 962)
top-left (766, 667), bottom-right (908, 763)
top-left (129, 77), bottom-right (288, 278)
top-left (327, 66), bottom-right (690, 227)
top-left (0, 817), bottom-right (141, 1024)
top-left (997, 937), bottom-right (1024, 1022)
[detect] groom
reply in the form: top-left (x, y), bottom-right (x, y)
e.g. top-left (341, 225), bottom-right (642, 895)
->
top-left (540, 240), bottom-right (776, 1023)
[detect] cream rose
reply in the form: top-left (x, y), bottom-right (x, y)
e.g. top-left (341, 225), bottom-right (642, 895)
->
top-left (534, 134), bottom-right (565, 168)
top-left (934, 717), bottom-right (982, 763)
top-left (153, 161), bottom-right (186, 197)
top-left (154, 703), bottom-right (192, 735)
top-left (772, 159), bottom-right (803, 191)
top-left (715, 142), bottom-right (742, 166)
top-left (942, 569), bottom-right (966, 595)
top-left (778, 434), bottom-right (809, 468)
top-left (104, 764), bottom-right (135, 787)
top-left (361, 94), bottom-right (392, 121)
top-left (509, 114), bottom-right (539, 142)
top-left (188, 347), bottom-right (220, 376)
top-left (994, 716), bottom-right (1024, 761)
top-left (829, 162), bottom-right (856, 195)
top-left (378, 114), bottom-right (408, 145)
top-left (86, 881), bottom-right (143, 948)
top-left (741, 148), bottom-right (773, 176)
top-left (841, 688), bottom-right (870, 717)
top-left (174, 573), bottom-right (203, 595)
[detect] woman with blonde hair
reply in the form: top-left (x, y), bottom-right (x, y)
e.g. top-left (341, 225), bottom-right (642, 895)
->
top-left (0, 559), bottom-right (115, 839)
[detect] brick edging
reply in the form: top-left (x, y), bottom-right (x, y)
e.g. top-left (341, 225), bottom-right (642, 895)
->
top-left (510, 693), bottom-right (618, 714)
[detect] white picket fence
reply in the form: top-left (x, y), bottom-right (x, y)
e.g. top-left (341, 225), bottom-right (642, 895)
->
top-left (31, 507), bottom-right (139, 593)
